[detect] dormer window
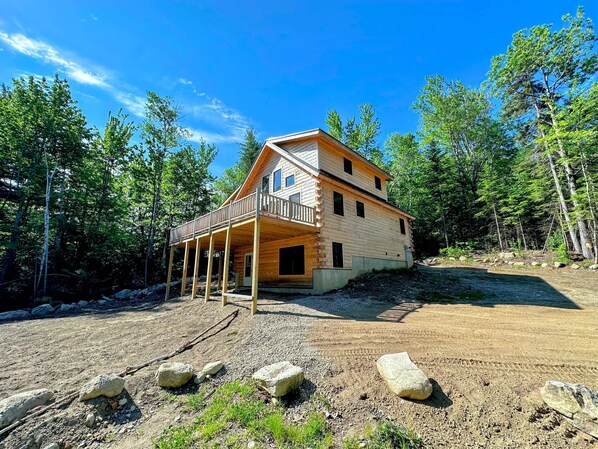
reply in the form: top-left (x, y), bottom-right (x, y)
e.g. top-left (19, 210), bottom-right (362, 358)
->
top-left (343, 157), bottom-right (353, 175)
top-left (375, 176), bottom-right (382, 190)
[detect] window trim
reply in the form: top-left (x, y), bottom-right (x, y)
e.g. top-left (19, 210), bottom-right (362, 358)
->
top-left (356, 200), bottom-right (365, 218)
top-left (374, 176), bottom-right (382, 191)
top-left (333, 191), bottom-right (344, 216)
top-left (285, 174), bottom-right (295, 188)
top-left (279, 245), bottom-right (305, 275)
top-left (332, 242), bottom-right (343, 268)
top-left (273, 169), bottom-right (282, 192)
top-left (343, 157), bottom-right (353, 175)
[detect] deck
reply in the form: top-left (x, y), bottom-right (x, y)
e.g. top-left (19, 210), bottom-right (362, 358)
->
top-left (169, 190), bottom-right (317, 245)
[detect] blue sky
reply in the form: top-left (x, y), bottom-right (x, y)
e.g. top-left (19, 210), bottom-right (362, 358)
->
top-left (1, 1), bottom-right (596, 175)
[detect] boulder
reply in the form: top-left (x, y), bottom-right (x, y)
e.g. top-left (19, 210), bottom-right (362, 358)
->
top-left (499, 252), bottom-right (516, 259)
top-left (201, 361), bottom-right (224, 376)
top-left (85, 412), bottom-right (96, 428)
top-left (588, 264), bottom-right (598, 270)
top-left (513, 262), bottom-right (525, 267)
top-left (540, 381), bottom-right (598, 438)
top-left (56, 303), bottom-right (78, 314)
top-left (376, 352), bottom-right (433, 400)
top-left (156, 362), bottom-right (195, 388)
top-left (458, 256), bottom-right (467, 261)
top-left (31, 304), bottom-right (54, 317)
top-left (78, 300), bottom-right (89, 307)
top-left (252, 361), bottom-right (304, 397)
top-left (531, 262), bottom-right (540, 267)
top-left (570, 264), bottom-right (581, 270)
top-left (0, 310), bottom-right (30, 322)
top-left (114, 289), bottom-right (134, 300)
top-left (541, 263), bottom-right (549, 268)
top-left (79, 373), bottom-right (125, 401)
top-left (0, 389), bottom-right (54, 429)
top-left (554, 262), bottom-right (566, 268)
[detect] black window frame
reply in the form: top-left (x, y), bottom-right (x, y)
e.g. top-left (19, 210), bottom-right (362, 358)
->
top-left (273, 169), bottom-right (282, 192)
top-left (356, 200), bottom-right (365, 218)
top-left (332, 242), bottom-right (343, 268)
top-left (289, 193), bottom-right (301, 203)
top-left (285, 174), bottom-right (295, 188)
top-left (343, 157), bottom-right (353, 175)
top-left (333, 191), bottom-right (344, 216)
top-left (262, 175), bottom-right (269, 193)
top-left (400, 218), bottom-right (406, 235)
top-left (374, 176), bottom-right (382, 190)
top-left (279, 245), bottom-right (305, 275)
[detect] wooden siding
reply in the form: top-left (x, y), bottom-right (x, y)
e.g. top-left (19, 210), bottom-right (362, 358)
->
top-left (233, 234), bottom-right (321, 287)
top-left (238, 147), bottom-right (318, 208)
top-left (317, 139), bottom-right (388, 200)
top-left (280, 140), bottom-right (319, 169)
top-left (318, 181), bottom-right (410, 269)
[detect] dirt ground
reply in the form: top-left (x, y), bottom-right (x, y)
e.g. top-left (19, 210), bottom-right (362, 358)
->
top-left (0, 262), bottom-right (597, 448)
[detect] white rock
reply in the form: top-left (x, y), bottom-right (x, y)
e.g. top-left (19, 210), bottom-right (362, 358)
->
top-left (458, 256), bottom-right (467, 261)
top-left (156, 362), bottom-right (194, 388)
top-left (56, 303), bottom-right (78, 314)
top-left (554, 262), bottom-right (566, 268)
top-left (540, 381), bottom-right (598, 438)
top-left (194, 372), bottom-right (207, 384)
top-left (0, 310), bottom-right (30, 322)
top-left (85, 412), bottom-right (96, 428)
top-left (42, 444), bottom-right (60, 449)
top-left (97, 299), bottom-right (107, 305)
top-left (253, 361), bottom-right (304, 397)
top-left (201, 361), bottom-right (224, 376)
top-left (570, 263), bottom-right (581, 270)
top-left (114, 289), bottom-right (134, 300)
top-left (531, 262), bottom-right (540, 267)
top-left (376, 352), bottom-right (432, 400)
top-left (118, 398), bottom-right (127, 406)
top-left (513, 262), bottom-right (525, 267)
top-left (0, 389), bottom-right (54, 429)
top-left (79, 373), bottom-right (125, 401)
top-left (541, 263), bottom-right (549, 268)
top-left (78, 300), bottom-right (89, 307)
top-left (248, 441), bottom-right (256, 449)
top-left (31, 304), bottom-right (54, 317)
top-left (499, 252), bottom-right (516, 259)
top-left (588, 264), bottom-right (598, 270)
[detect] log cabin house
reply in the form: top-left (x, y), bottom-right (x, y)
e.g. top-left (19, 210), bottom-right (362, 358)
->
top-left (165, 129), bottom-right (414, 314)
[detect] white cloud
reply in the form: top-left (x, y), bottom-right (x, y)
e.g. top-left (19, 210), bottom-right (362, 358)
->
top-left (178, 77), bottom-right (192, 85)
top-left (187, 125), bottom-right (247, 144)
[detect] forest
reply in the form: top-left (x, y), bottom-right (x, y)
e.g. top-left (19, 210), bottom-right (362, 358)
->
top-left (1, 9), bottom-right (596, 310)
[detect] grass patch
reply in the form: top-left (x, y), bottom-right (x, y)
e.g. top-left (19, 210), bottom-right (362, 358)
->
top-left (155, 380), bottom-right (333, 449)
top-left (344, 421), bottom-right (423, 449)
top-left (416, 289), bottom-right (486, 303)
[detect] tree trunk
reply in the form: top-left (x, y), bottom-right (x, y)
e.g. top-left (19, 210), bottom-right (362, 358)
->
top-left (37, 164), bottom-right (57, 299)
top-left (492, 204), bottom-right (504, 250)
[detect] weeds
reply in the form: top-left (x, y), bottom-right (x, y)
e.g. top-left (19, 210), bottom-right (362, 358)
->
top-left (344, 421), bottom-right (423, 448)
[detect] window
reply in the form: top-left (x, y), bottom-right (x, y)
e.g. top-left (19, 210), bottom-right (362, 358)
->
top-left (356, 200), bottom-right (365, 218)
top-left (273, 169), bottom-right (282, 192)
top-left (279, 245), bottom-right (305, 275)
top-left (343, 157), bottom-right (353, 175)
top-left (332, 242), bottom-right (343, 268)
top-left (262, 175), bottom-right (269, 193)
top-left (375, 176), bottom-right (382, 190)
top-left (333, 191), bottom-right (344, 216)
top-left (289, 193), bottom-right (301, 203)
top-left (285, 174), bottom-right (295, 188)
top-left (400, 218), bottom-right (406, 235)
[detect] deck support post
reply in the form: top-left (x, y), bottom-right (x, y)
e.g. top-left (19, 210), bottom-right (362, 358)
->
top-left (251, 188), bottom-right (261, 316)
top-left (191, 237), bottom-right (201, 299)
top-left (217, 251), bottom-right (223, 290)
top-left (165, 245), bottom-right (175, 301)
top-left (222, 223), bottom-right (232, 306)
top-left (180, 240), bottom-right (190, 297)
top-left (205, 232), bottom-right (215, 303)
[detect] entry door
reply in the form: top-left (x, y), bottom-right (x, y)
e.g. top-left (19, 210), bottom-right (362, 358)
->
top-left (243, 253), bottom-right (252, 287)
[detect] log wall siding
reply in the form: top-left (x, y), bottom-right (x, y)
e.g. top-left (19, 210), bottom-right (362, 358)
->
top-left (280, 140), bottom-right (319, 169)
top-left (239, 148), bottom-right (318, 208)
top-left (317, 139), bottom-right (388, 200)
top-left (233, 234), bottom-right (321, 286)
top-left (318, 181), bottom-right (410, 269)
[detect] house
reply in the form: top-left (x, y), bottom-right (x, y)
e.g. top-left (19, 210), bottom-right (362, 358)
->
top-left (165, 128), bottom-right (414, 314)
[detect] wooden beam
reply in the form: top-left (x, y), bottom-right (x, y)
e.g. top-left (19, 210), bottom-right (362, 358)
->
top-left (217, 251), bottom-right (223, 290)
top-left (251, 188), bottom-right (261, 316)
top-left (180, 240), bottom-right (190, 297)
top-left (222, 292), bottom-right (252, 300)
top-left (191, 237), bottom-right (201, 299)
top-left (222, 223), bottom-right (232, 306)
top-left (164, 245), bottom-right (175, 301)
top-left (204, 232), bottom-right (215, 303)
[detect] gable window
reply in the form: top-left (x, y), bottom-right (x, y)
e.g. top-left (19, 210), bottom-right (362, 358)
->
top-left (374, 176), bottom-right (382, 190)
top-left (285, 174), bottom-right (295, 188)
top-left (400, 218), bottom-right (406, 235)
top-left (262, 175), bottom-right (269, 193)
top-left (343, 157), bottom-right (353, 175)
top-left (356, 200), bottom-right (365, 218)
top-left (289, 193), bottom-right (301, 203)
top-left (279, 245), bottom-right (305, 275)
top-left (332, 242), bottom-right (343, 268)
top-left (333, 191), bottom-right (344, 216)
top-left (273, 169), bottom-right (282, 192)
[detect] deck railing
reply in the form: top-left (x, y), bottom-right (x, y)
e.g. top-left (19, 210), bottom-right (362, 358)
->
top-left (169, 189), bottom-right (316, 245)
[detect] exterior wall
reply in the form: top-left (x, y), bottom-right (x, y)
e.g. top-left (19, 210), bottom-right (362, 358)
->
top-left (317, 138), bottom-right (388, 199)
top-left (239, 148), bottom-right (318, 207)
top-left (233, 234), bottom-right (321, 287)
top-left (280, 140), bottom-right (319, 169)
top-left (318, 181), bottom-right (411, 270)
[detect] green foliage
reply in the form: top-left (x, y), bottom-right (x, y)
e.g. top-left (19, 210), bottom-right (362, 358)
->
top-left (155, 380), bottom-right (333, 449)
top-left (343, 421), bottom-right (423, 449)
top-left (439, 242), bottom-right (475, 257)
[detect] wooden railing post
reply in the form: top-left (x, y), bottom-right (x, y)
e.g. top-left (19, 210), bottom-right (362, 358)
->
top-left (222, 206), bottom-right (232, 305)
top-left (204, 232), bottom-right (215, 303)
top-left (251, 188), bottom-right (261, 315)
top-left (180, 240), bottom-right (190, 297)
